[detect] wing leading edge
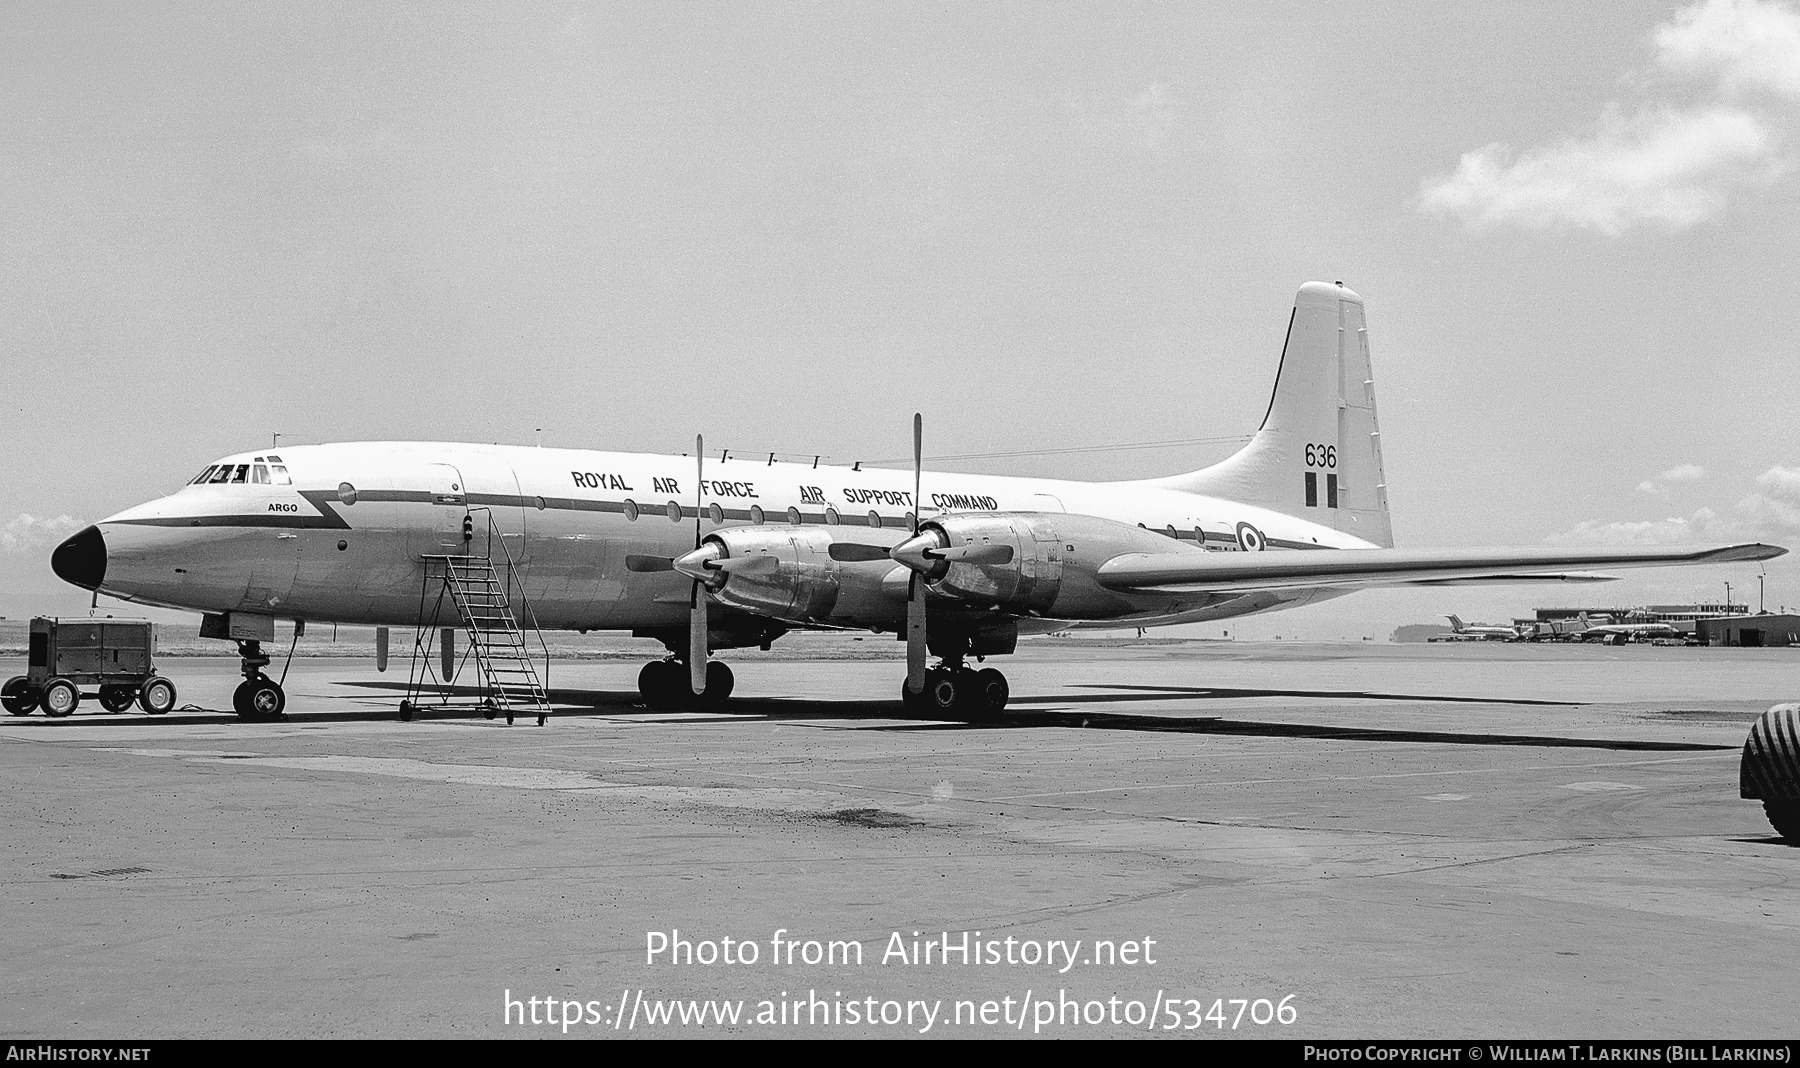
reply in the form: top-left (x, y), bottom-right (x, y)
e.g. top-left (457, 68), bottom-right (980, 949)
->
top-left (1095, 543), bottom-right (1786, 594)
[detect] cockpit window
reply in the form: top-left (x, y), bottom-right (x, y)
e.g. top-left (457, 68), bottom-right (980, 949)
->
top-left (207, 465), bottom-right (234, 484)
top-left (252, 464), bottom-right (270, 485)
top-left (270, 464), bottom-right (292, 485)
top-left (189, 466), bottom-right (217, 485)
top-left (228, 464), bottom-right (249, 484)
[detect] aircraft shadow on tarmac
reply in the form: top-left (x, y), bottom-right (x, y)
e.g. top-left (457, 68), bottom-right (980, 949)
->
top-left (309, 679), bottom-right (1725, 753)
top-left (16, 681), bottom-right (1729, 753)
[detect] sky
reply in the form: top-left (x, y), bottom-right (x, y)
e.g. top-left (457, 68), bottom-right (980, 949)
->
top-left (4, 1), bottom-right (1799, 637)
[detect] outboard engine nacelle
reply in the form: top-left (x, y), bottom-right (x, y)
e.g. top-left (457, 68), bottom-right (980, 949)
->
top-left (898, 512), bottom-right (1198, 618)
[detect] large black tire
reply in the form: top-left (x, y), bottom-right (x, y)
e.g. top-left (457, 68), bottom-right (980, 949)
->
top-left (702, 661), bottom-right (735, 707)
top-left (40, 678), bottom-right (80, 718)
top-left (139, 677), bottom-right (176, 714)
top-left (639, 660), bottom-right (682, 711)
top-left (971, 668), bottom-right (1009, 717)
top-left (99, 686), bottom-right (137, 713)
top-left (1767, 801), bottom-right (1800, 842)
top-left (900, 679), bottom-right (927, 714)
top-left (924, 668), bottom-right (959, 715)
top-left (2, 677), bottom-right (37, 716)
top-left (234, 679), bottom-right (285, 720)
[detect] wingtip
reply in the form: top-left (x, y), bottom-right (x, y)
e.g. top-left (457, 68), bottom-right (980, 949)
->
top-left (1713, 543), bottom-right (1788, 562)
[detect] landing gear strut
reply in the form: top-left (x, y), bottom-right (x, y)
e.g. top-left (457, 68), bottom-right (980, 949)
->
top-left (901, 658), bottom-right (1009, 719)
top-left (637, 658), bottom-right (734, 711)
top-left (231, 640), bottom-right (286, 720)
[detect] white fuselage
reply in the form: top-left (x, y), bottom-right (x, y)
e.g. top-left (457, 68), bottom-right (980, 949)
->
top-left (93, 441), bottom-right (1375, 634)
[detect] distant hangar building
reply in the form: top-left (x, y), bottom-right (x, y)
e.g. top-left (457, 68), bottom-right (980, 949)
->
top-left (1694, 614), bottom-right (1800, 647)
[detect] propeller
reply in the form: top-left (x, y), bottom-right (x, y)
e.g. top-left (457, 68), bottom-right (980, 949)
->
top-left (906, 413), bottom-right (927, 697)
top-left (689, 434), bottom-right (706, 696)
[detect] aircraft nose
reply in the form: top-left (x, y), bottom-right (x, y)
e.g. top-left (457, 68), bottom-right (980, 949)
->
top-left (51, 524), bottom-right (107, 591)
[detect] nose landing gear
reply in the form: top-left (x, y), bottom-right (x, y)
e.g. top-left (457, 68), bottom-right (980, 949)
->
top-left (231, 640), bottom-right (286, 720)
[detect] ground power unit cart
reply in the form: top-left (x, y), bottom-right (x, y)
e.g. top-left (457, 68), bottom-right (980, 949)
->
top-left (2, 617), bottom-right (177, 717)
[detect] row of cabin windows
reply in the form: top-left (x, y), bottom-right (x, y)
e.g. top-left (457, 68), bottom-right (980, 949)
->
top-left (188, 456), bottom-right (292, 487)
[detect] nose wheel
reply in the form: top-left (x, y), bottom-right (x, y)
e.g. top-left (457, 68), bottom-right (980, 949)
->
top-left (231, 640), bottom-right (286, 720)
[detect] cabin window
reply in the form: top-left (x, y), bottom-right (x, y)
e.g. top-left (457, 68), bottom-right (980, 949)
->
top-left (824, 507), bottom-right (840, 526)
top-left (1165, 524), bottom-right (1179, 540)
top-left (337, 482), bottom-right (357, 505)
top-left (534, 496), bottom-right (546, 511)
top-left (666, 500), bottom-right (682, 523)
top-left (623, 500), bottom-right (639, 522)
top-left (707, 503), bottom-right (724, 524)
top-left (867, 510), bottom-right (882, 529)
top-left (749, 505), bottom-right (765, 525)
top-left (786, 506), bottom-right (801, 526)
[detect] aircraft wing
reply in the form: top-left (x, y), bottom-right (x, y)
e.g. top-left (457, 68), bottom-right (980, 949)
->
top-left (1094, 543), bottom-right (1785, 594)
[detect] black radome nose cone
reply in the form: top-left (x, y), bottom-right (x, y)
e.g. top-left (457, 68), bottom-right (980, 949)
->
top-left (51, 525), bottom-right (106, 591)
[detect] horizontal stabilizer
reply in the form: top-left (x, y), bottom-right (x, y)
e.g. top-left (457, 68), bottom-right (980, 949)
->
top-left (1096, 543), bottom-right (1786, 594)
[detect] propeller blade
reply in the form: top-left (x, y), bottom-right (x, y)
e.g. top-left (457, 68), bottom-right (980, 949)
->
top-left (931, 543), bottom-right (1014, 565)
top-left (905, 412), bottom-right (927, 696)
top-left (690, 432), bottom-right (707, 697)
top-left (912, 412), bottom-right (922, 535)
top-left (906, 572), bottom-right (927, 695)
top-left (689, 580), bottom-right (707, 695)
top-left (827, 543), bottom-right (892, 562)
top-left (626, 555), bottom-right (674, 573)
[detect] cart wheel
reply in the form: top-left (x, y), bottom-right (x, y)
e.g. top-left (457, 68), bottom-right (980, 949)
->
top-left (99, 686), bottom-right (137, 713)
top-left (41, 678), bottom-right (80, 718)
top-left (481, 698), bottom-right (498, 721)
top-left (398, 699), bottom-right (414, 722)
top-left (2, 677), bottom-right (37, 716)
top-left (139, 677), bottom-right (176, 715)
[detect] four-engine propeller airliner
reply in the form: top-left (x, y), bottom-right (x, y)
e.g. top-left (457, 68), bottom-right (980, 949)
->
top-left (39, 282), bottom-right (1786, 720)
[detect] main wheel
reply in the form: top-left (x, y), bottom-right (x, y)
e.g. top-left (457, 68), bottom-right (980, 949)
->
top-left (924, 668), bottom-right (960, 714)
top-left (41, 678), bottom-right (80, 718)
top-left (900, 679), bottom-right (927, 713)
top-left (2, 677), bottom-right (37, 716)
top-left (1767, 801), bottom-right (1800, 842)
top-left (138, 677), bottom-right (176, 715)
top-left (970, 668), bottom-right (1009, 717)
top-left (99, 686), bottom-right (137, 713)
top-left (638, 660), bottom-right (682, 711)
top-left (702, 661), bottom-right (735, 707)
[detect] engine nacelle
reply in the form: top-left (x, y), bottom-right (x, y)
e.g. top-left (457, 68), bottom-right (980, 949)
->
top-left (684, 525), bottom-right (905, 628)
top-left (911, 512), bottom-right (1201, 619)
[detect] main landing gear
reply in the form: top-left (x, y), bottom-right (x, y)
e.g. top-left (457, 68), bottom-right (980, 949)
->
top-left (901, 658), bottom-right (1009, 719)
top-left (231, 640), bottom-right (286, 720)
top-left (637, 658), bottom-right (734, 712)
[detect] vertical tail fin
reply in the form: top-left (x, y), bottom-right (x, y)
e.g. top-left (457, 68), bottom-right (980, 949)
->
top-left (1447, 614), bottom-right (1465, 632)
top-left (1156, 281), bottom-right (1394, 546)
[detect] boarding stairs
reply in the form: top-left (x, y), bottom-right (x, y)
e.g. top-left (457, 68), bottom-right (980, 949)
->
top-left (404, 512), bottom-right (552, 725)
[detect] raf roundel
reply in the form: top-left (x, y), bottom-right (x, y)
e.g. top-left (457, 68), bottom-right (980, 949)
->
top-left (1235, 522), bottom-right (1266, 552)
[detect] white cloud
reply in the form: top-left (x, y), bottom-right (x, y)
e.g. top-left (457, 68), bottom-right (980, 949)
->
top-left (1554, 465), bottom-right (1800, 545)
top-left (1637, 463), bottom-right (1709, 495)
top-left (0, 513), bottom-right (85, 554)
top-left (1657, 0), bottom-right (1800, 100)
top-left (1419, 106), bottom-right (1780, 234)
top-left (1422, 0), bottom-right (1800, 234)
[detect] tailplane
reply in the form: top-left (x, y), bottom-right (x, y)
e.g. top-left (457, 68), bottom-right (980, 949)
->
top-left (1156, 282), bottom-right (1394, 546)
